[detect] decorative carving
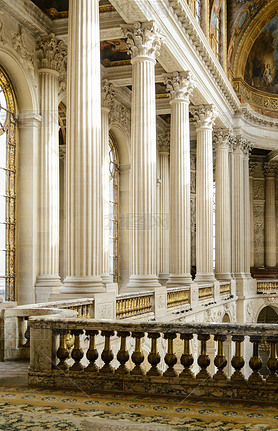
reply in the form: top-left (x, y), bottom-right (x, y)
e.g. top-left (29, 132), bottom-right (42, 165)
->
top-left (190, 171), bottom-right (196, 194)
top-left (233, 136), bottom-right (253, 157)
top-left (12, 25), bottom-right (35, 78)
top-left (37, 33), bottom-right (67, 74)
top-left (190, 153), bottom-right (196, 171)
top-left (190, 197), bottom-right (196, 266)
top-left (109, 98), bottom-right (131, 135)
top-left (101, 79), bottom-right (115, 110)
top-left (0, 19), bottom-right (5, 45)
top-left (246, 302), bottom-right (254, 322)
top-left (249, 161), bottom-right (258, 176)
top-left (122, 21), bottom-right (164, 60)
top-left (205, 308), bottom-right (222, 323)
top-left (157, 131), bottom-right (170, 154)
top-left (253, 180), bottom-right (265, 200)
top-left (213, 129), bottom-right (231, 149)
top-left (253, 205), bottom-right (264, 267)
top-left (192, 105), bottom-right (217, 129)
top-left (164, 71), bottom-right (196, 101)
top-left (264, 162), bottom-right (277, 177)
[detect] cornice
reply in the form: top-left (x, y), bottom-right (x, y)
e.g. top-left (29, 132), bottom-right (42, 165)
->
top-left (235, 104), bottom-right (278, 130)
top-left (167, 0), bottom-right (240, 113)
top-left (0, 0), bottom-right (52, 36)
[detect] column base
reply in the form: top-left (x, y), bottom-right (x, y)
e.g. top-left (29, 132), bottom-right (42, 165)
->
top-left (35, 275), bottom-right (63, 303)
top-left (61, 276), bottom-right (105, 295)
top-left (166, 273), bottom-right (192, 287)
top-left (215, 272), bottom-right (232, 281)
top-left (158, 273), bottom-right (169, 286)
top-left (101, 273), bottom-right (113, 283)
top-left (126, 275), bottom-right (161, 290)
top-left (194, 273), bottom-right (216, 283)
top-left (233, 272), bottom-right (247, 280)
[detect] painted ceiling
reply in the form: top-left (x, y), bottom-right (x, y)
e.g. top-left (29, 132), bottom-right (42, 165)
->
top-left (31, 0), bottom-right (113, 18)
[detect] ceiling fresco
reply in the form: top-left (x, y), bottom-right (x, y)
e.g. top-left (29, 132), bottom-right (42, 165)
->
top-left (244, 15), bottom-right (278, 94)
top-left (31, 0), bottom-right (113, 18)
top-left (100, 39), bottom-right (130, 67)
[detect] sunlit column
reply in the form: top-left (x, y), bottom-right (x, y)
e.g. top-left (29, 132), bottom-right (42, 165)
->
top-left (264, 162), bottom-right (277, 268)
top-left (62, 0), bottom-right (105, 293)
top-left (165, 72), bottom-right (196, 286)
top-left (193, 105), bottom-right (217, 283)
top-left (122, 21), bottom-right (163, 289)
top-left (157, 131), bottom-right (170, 284)
top-left (249, 162), bottom-right (257, 269)
top-left (35, 34), bottom-right (67, 296)
top-left (243, 141), bottom-right (253, 277)
top-left (214, 129), bottom-right (232, 280)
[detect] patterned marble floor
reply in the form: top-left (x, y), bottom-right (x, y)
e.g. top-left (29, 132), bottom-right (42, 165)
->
top-left (0, 362), bottom-right (277, 430)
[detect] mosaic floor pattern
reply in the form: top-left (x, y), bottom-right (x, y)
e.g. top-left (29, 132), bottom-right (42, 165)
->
top-left (0, 363), bottom-right (277, 430)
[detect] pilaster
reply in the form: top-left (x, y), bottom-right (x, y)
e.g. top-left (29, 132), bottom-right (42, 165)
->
top-left (264, 162), bottom-right (277, 268)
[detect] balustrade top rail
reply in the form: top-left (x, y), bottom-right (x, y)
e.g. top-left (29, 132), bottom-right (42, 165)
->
top-left (16, 298), bottom-right (95, 310)
top-left (28, 317), bottom-right (278, 338)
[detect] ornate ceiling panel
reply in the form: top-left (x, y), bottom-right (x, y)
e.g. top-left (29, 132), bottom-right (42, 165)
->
top-left (31, 0), bottom-right (114, 19)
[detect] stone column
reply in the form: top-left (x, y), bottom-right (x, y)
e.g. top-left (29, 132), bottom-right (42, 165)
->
top-left (193, 105), bottom-right (217, 283)
top-left (249, 162), bottom-right (257, 268)
top-left (157, 132), bottom-right (170, 284)
top-left (264, 162), bottom-right (277, 267)
top-left (62, 0), bottom-right (104, 293)
top-left (165, 72), bottom-right (196, 285)
top-left (243, 141), bottom-right (253, 277)
top-left (214, 129), bottom-right (232, 280)
top-left (101, 80), bottom-right (115, 283)
top-left (35, 34), bottom-right (67, 298)
top-left (231, 137), bottom-right (245, 278)
top-left (122, 21), bottom-right (163, 289)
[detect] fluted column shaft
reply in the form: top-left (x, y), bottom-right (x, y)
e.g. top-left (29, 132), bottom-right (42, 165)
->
top-left (232, 138), bottom-right (245, 277)
top-left (123, 21), bottom-right (163, 289)
top-left (214, 131), bottom-right (231, 280)
top-left (249, 162), bottom-right (257, 268)
top-left (264, 163), bottom-right (277, 267)
top-left (243, 145), bottom-right (252, 277)
top-left (63, 0), bottom-right (104, 293)
top-left (157, 133), bottom-right (170, 283)
top-left (165, 72), bottom-right (195, 285)
top-left (193, 106), bottom-right (216, 283)
top-left (35, 34), bottom-right (67, 293)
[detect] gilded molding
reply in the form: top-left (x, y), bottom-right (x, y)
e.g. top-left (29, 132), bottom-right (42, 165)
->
top-left (164, 71), bottom-right (196, 101)
top-left (122, 21), bottom-right (164, 60)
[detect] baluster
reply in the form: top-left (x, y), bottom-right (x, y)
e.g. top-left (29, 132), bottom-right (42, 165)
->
top-left (163, 333), bottom-right (177, 377)
top-left (116, 331), bottom-right (130, 374)
top-left (147, 333), bottom-right (161, 376)
top-left (70, 329), bottom-right (84, 371)
top-left (23, 317), bottom-right (30, 347)
top-left (231, 335), bottom-right (245, 381)
top-left (85, 330), bottom-right (99, 373)
top-left (131, 331), bottom-right (145, 375)
top-left (86, 304), bottom-right (91, 319)
top-left (266, 337), bottom-right (278, 383)
top-left (196, 334), bottom-right (210, 380)
top-left (56, 330), bottom-right (70, 370)
top-left (248, 336), bottom-right (263, 383)
top-left (180, 334), bottom-right (194, 378)
top-left (213, 335), bottom-right (227, 380)
top-left (100, 330), bottom-right (114, 373)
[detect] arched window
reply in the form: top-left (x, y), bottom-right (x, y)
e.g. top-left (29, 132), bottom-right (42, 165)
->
top-left (108, 136), bottom-right (119, 283)
top-left (0, 67), bottom-right (16, 301)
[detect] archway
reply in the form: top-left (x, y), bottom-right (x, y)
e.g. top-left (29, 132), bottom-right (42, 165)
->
top-left (257, 306), bottom-right (278, 377)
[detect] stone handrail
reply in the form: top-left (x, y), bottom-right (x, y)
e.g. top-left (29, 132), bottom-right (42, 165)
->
top-left (28, 317), bottom-right (278, 402)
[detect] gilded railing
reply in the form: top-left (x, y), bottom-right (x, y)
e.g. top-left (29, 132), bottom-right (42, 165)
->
top-left (257, 280), bottom-right (278, 294)
top-left (199, 285), bottom-right (214, 300)
top-left (116, 292), bottom-right (153, 319)
top-left (29, 318), bottom-right (278, 402)
top-left (167, 287), bottom-right (190, 309)
top-left (220, 282), bottom-right (231, 296)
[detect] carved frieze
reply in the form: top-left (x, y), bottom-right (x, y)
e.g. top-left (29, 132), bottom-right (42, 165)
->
top-left (190, 171), bottom-right (196, 194)
top-left (253, 180), bottom-right (265, 200)
top-left (249, 161), bottom-right (258, 176)
top-left (109, 98), bottom-right (131, 135)
top-left (190, 153), bottom-right (196, 171)
top-left (253, 204), bottom-right (265, 267)
top-left (12, 25), bottom-right (35, 78)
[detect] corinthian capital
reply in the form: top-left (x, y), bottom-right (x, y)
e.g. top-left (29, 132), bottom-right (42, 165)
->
top-left (213, 129), bottom-right (231, 149)
top-left (101, 79), bottom-right (115, 110)
top-left (122, 21), bottom-right (164, 60)
top-left (157, 131), bottom-right (170, 154)
top-left (264, 162), bottom-right (277, 177)
top-left (37, 33), bottom-right (67, 75)
top-left (192, 105), bottom-right (217, 129)
top-left (164, 71), bottom-right (196, 101)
